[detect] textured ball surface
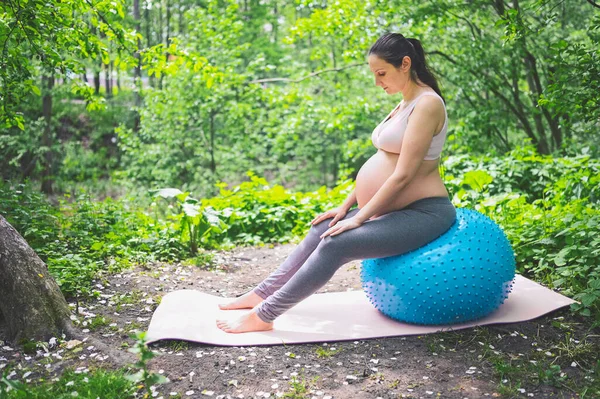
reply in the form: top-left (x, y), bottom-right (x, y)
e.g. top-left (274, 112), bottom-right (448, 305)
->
top-left (361, 208), bottom-right (516, 325)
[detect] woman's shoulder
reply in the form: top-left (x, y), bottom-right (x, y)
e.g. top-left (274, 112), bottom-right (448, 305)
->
top-left (416, 90), bottom-right (444, 102)
top-left (407, 92), bottom-right (446, 127)
top-left (412, 91), bottom-right (445, 113)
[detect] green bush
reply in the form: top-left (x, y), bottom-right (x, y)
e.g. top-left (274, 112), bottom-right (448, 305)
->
top-left (195, 171), bottom-right (355, 248)
top-left (444, 145), bottom-right (600, 204)
top-left (0, 181), bottom-right (61, 248)
top-left (0, 182), bottom-right (185, 298)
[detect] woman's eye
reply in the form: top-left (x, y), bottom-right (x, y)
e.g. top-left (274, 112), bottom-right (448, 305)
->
top-left (378, 73), bottom-right (385, 76)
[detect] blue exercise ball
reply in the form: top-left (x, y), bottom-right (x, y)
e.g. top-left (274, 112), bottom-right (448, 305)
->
top-left (360, 208), bottom-right (516, 325)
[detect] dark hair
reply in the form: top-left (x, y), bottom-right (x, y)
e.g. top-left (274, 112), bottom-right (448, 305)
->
top-left (369, 33), bottom-right (444, 103)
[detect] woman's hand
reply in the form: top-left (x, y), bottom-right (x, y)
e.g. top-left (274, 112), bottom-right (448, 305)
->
top-left (320, 217), bottom-right (363, 238)
top-left (311, 206), bottom-right (348, 228)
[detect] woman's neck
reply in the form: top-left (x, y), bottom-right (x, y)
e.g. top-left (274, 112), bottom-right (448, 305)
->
top-left (401, 82), bottom-right (429, 103)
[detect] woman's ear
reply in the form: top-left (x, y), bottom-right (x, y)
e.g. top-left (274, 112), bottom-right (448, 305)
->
top-left (402, 55), bottom-right (412, 71)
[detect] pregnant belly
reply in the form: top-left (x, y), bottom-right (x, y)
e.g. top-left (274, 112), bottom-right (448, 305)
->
top-left (355, 150), bottom-right (448, 216)
top-left (355, 151), bottom-right (397, 210)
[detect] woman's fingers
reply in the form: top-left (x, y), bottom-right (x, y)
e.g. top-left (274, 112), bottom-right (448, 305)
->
top-left (321, 224), bottom-right (341, 238)
top-left (312, 213), bottom-right (331, 225)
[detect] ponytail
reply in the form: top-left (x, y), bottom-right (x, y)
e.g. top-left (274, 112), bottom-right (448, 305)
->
top-left (369, 33), bottom-right (444, 103)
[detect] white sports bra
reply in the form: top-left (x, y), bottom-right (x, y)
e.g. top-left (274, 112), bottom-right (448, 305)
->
top-left (371, 91), bottom-right (448, 160)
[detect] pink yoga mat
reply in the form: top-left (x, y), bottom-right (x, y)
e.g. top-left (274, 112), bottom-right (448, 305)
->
top-left (145, 274), bottom-right (576, 346)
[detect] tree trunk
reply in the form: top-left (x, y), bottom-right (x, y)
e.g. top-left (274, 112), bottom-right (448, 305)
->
top-left (145, 0), bottom-right (155, 88)
top-left (105, 60), bottom-right (112, 99)
top-left (158, 0), bottom-right (163, 90)
top-left (178, 0), bottom-right (185, 36)
top-left (209, 110), bottom-right (216, 173)
top-left (90, 21), bottom-right (100, 94)
top-left (164, 0), bottom-right (171, 91)
top-left (273, 0), bottom-right (278, 43)
top-left (0, 216), bottom-right (72, 343)
top-left (133, 0), bottom-right (142, 132)
top-left (40, 74), bottom-right (55, 195)
top-left (94, 67), bottom-right (101, 95)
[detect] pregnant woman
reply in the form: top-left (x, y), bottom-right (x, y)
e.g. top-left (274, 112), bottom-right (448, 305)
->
top-left (216, 32), bottom-right (456, 333)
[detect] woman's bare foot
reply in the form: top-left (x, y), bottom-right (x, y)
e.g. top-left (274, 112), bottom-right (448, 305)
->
top-left (218, 291), bottom-right (264, 310)
top-left (216, 310), bottom-right (273, 334)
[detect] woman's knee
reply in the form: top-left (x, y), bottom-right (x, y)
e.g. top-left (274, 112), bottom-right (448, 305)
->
top-left (308, 208), bottom-right (360, 238)
top-left (308, 220), bottom-right (331, 237)
top-left (318, 231), bottom-right (359, 256)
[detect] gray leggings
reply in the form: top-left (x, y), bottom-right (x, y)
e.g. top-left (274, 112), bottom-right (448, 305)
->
top-left (253, 196), bottom-right (457, 323)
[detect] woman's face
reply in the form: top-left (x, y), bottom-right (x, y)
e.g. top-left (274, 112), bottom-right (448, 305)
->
top-left (368, 54), bottom-right (411, 95)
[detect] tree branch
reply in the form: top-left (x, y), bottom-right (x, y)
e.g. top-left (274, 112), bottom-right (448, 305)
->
top-left (443, 8), bottom-right (482, 40)
top-left (5, 0), bottom-right (46, 61)
top-left (587, 0), bottom-right (600, 9)
top-left (429, 50), bottom-right (538, 145)
top-left (84, 0), bottom-right (137, 58)
top-left (437, 69), bottom-right (512, 151)
top-left (247, 62), bottom-right (365, 84)
top-left (1, 16), bottom-right (19, 67)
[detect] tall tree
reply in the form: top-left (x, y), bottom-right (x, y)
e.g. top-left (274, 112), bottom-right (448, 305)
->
top-left (133, 0), bottom-right (143, 131)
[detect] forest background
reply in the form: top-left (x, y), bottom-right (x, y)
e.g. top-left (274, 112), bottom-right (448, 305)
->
top-left (0, 0), bottom-right (599, 396)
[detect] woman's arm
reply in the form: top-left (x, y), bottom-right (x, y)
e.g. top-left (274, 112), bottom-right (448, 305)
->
top-left (339, 189), bottom-right (357, 212)
top-left (353, 96), bottom-right (444, 223)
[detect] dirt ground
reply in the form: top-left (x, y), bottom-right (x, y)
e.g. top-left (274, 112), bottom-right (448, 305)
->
top-left (1, 242), bottom-right (599, 398)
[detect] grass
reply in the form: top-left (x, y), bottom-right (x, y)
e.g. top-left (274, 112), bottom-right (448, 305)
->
top-left (387, 378), bottom-right (400, 389)
top-left (164, 340), bottom-right (189, 352)
top-left (113, 290), bottom-right (144, 312)
top-left (2, 367), bottom-right (136, 399)
top-left (282, 369), bottom-right (320, 399)
top-left (181, 252), bottom-right (217, 270)
top-left (315, 345), bottom-right (342, 358)
top-left (369, 371), bottom-right (386, 383)
top-left (86, 315), bottom-right (111, 331)
top-left (123, 321), bottom-right (143, 333)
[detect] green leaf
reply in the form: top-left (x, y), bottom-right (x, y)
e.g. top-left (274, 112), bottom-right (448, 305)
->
top-left (155, 188), bottom-right (184, 199)
top-left (182, 202), bottom-right (200, 218)
top-left (176, 192), bottom-right (191, 202)
top-left (580, 308), bottom-right (591, 317)
top-left (203, 208), bottom-right (222, 226)
top-left (554, 256), bottom-right (567, 267)
top-left (148, 373), bottom-right (169, 384)
top-left (580, 293), bottom-right (597, 307)
top-left (124, 370), bottom-right (144, 382)
top-left (462, 170), bottom-right (493, 192)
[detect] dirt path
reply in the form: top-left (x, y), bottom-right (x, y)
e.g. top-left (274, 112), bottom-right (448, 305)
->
top-left (1, 242), bottom-right (598, 398)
